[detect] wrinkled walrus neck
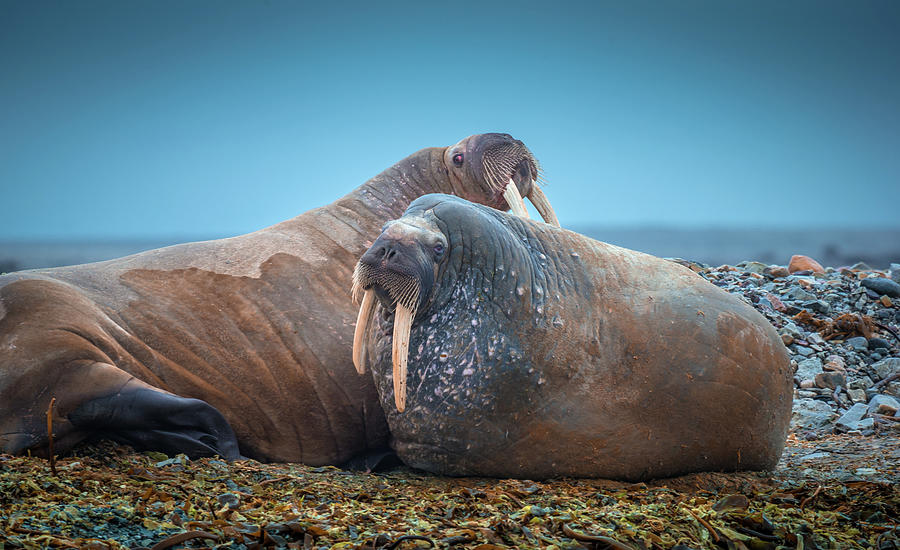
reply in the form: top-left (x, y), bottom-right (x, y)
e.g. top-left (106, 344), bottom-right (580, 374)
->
top-left (335, 147), bottom-right (456, 221)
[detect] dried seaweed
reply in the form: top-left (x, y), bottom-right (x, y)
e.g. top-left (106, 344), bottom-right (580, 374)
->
top-left (2, 436), bottom-right (898, 549)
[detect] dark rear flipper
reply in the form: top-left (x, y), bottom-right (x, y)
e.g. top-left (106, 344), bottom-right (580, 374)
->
top-left (69, 387), bottom-right (242, 460)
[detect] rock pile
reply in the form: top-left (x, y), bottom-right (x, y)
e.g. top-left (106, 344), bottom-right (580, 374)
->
top-left (672, 255), bottom-right (900, 440)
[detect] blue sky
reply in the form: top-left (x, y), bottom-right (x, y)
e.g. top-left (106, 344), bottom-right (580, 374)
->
top-left (1, 1), bottom-right (898, 239)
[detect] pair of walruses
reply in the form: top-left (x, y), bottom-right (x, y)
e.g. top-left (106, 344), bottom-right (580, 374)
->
top-left (0, 133), bottom-right (790, 480)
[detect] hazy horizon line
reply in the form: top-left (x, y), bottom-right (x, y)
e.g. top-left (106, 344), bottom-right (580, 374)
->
top-left (2, 224), bottom-right (900, 243)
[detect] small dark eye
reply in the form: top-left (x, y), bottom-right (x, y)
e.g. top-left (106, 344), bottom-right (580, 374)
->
top-left (452, 153), bottom-right (464, 166)
top-left (433, 243), bottom-right (444, 255)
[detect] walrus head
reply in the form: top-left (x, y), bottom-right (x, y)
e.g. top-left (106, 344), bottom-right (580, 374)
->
top-left (444, 133), bottom-right (559, 226)
top-left (351, 212), bottom-right (448, 411)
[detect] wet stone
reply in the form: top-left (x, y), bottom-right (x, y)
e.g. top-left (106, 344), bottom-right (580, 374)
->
top-left (861, 277), bottom-right (900, 298)
top-left (867, 337), bottom-right (891, 350)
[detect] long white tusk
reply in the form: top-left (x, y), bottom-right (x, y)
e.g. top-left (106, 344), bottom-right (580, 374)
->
top-left (352, 289), bottom-right (376, 374)
top-left (392, 303), bottom-right (413, 412)
top-left (503, 178), bottom-right (530, 219)
top-left (528, 184), bottom-right (560, 227)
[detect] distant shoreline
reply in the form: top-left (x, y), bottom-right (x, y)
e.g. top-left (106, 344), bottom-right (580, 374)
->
top-left (2, 226), bottom-right (899, 272)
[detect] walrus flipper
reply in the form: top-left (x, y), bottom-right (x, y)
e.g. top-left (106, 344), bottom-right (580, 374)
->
top-left (68, 387), bottom-right (242, 460)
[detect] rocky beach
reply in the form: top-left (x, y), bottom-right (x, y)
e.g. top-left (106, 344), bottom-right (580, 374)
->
top-left (2, 253), bottom-right (899, 549)
top-left (679, 254), bottom-right (900, 449)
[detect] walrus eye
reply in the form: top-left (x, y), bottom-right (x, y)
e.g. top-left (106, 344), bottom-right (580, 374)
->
top-left (452, 153), bottom-right (464, 166)
top-left (433, 243), bottom-right (444, 256)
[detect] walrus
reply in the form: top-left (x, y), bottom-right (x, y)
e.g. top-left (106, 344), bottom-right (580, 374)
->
top-left (0, 133), bottom-right (559, 465)
top-left (352, 194), bottom-right (793, 480)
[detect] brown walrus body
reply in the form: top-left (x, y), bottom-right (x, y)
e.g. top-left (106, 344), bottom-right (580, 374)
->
top-left (353, 195), bottom-right (793, 480)
top-left (0, 134), bottom-right (558, 464)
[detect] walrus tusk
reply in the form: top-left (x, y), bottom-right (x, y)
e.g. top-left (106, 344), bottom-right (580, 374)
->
top-left (392, 303), bottom-right (413, 412)
top-left (503, 179), bottom-right (530, 219)
top-left (352, 289), bottom-right (376, 374)
top-left (528, 184), bottom-right (560, 227)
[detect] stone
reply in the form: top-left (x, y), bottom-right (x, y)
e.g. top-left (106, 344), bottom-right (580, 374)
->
top-left (802, 300), bottom-right (831, 314)
top-left (796, 357), bottom-right (824, 379)
top-left (797, 452), bottom-right (830, 461)
top-left (868, 337), bottom-right (891, 350)
top-left (764, 265), bottom-right (790, 279)
top-left (786, 287), bottom-right (817, 302)
top-left (789, 255), bottom-right (825, 274)
top-left (739, 261), bottom-right (768, 275)
top-left (849, 376), bottom-right (874, 390)
top-left (807, 333), bottom-right (826, 346)
top-left (872, 357), bottom-right (900, 381)
top-left (868, 394), bottom-right (900, 416)
top-left (882, 296), bottom-right (894, 307)
top-left (890, 263), bottom-right (900, 283)
top-left (815, 371), bottom-right (846, 390)
top-left (766, 293), bottom-right (787, 312)
top-left (799, 379), bottom-right (816, 389)
top-left (781, 333), bottom-right (794, 346)
top-left (780, 322), bottom-right (804, 339)
top-left (791, 398), bottom-right (835, 430)
top-left (834, 402), bottom-right (869, 432)
top-left (848, 388), bottom-right (867, 403)
top-left (857, 418), bottom-right (876, 430)
top-left (794, 346), bottom-right (815, 357)
top-left (861, 277), bottom-right (900, 298)
top-left (823, 355), bottom-right (845, 371)
top-left (846, 337), bottom-right (869, 352)
top-left (850, 262), bottom-right (874, 271)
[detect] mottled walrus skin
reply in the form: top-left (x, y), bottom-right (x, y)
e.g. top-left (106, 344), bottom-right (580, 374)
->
top-left (0, 134), bottom-right (559, 465)
top-left (352, 195), bottom-right (793, 480)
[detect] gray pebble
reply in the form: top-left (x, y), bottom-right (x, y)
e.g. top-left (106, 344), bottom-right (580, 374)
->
top-left (847, 388), bottom-right (867, 403)
top-left (868, 394), bottom-right (900, 416)
top-left (786, 287), bottom-right (817, 302)
top-left (846, 336), bottom-right (869, 352)
top-left (857, 417), bottom-right (875, 430)
top-left (795, 357), bottom-right (824, 379)
top-left (868, 337), bottom-right (891, 350)
top-left (872, 357), bottom-right (900, 381)
top-left (802, 300), bottom-right (831, 314)
top-left (861, 277), bottom-right (900, 298)
top-left (791, 398), bottom-right (835, 430)
top-left (835, 402), bottom-right (869, 432)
